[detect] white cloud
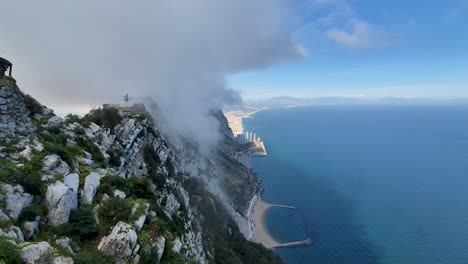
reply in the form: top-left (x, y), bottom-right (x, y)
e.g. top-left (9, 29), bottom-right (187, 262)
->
top-left (308, 0), bottom-right (392, 49)
top-left (326, 19), bottom-right (391, 49)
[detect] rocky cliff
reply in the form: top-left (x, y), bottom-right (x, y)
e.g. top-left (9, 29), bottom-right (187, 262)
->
top-left (0, 80), bottom-right (282, 263)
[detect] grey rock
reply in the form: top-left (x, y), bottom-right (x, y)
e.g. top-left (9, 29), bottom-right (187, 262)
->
top-left (113, 189), bottom-right (126, 199)
top-left (0, 225), bottom-right (24, 242)
top-left (0, 208), bottom-right (10, 221)
top-left (1, 184), bottom-right (33, 219)
top-left (45, 181), bottom-right (74, 226)
top-left (23, 221), bottom-right (39, 240)
top-left (133, 203), bottom-right (149, 232)
top-left (154, 236), bottom-right (165, 264)
top-left (98, 221), bottom-right (139, 262)
top-left (172, 237), bottom-right (183, 253)
top-left (66, 139), bottom-right (77, 147)
top-left (63, 173), bottom-right (79, 210)
top-left (52, 256), bottom-right (74, 264)
top-left (47, 116), bottom-right (64, 128)
top-left (42, 154), bottom-right (70, 176)
top-left (20, 241), bottom-right (54, 264)
top-left (81, 172), bottom-right (103, 205)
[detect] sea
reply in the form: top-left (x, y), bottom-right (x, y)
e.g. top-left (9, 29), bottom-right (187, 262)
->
top-left (243, 104), bottom-right (468, 264)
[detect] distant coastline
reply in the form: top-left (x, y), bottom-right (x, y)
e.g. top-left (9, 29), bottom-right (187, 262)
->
top-left (225, 108), bottom-right (311, 250)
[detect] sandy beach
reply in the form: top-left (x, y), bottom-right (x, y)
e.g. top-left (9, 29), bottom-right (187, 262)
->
top-left (224, 107), bottom-right (265, 136)
top-left (251, 199), bottom-right (281, 249)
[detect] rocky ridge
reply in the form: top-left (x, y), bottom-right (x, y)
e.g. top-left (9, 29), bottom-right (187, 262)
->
top-left (0, 80), bottom-right (283, 263)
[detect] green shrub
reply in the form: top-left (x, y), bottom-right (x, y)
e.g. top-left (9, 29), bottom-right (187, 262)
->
top-left (97, 176), bottom-right (154, 200)
top-left (97, 197), bottom-right (132, 234)
top-left (64, 114), bottom-right (81, 125)
top-left (73, 247), bottom-right (114, 264)
top-left (61, 206), bottom-right (98, 240)
top-left (143, 145), bottom-right (165, 188)
top-left (23, 94), bottom-right (43, 116)
top-left (82, 108), bottom-right (122, 134)
top-left (0, 236), bottom-right (23, 264)
top-left (108, 149), bottom-right (121, 167)
top-left (18, 204), bottom-right (48, 224)
top-left (76, 137), bottom-right (104, 165)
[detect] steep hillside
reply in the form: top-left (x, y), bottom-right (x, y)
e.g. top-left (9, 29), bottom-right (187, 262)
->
top-left (0, 80), bottom-right (282, 264)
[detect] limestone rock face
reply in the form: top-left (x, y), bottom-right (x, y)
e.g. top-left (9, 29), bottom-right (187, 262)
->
top-left (154, 236), bottom-right (165, 264)
top-left (23, 221), bottom-right (39, 240)
top-left (63, 173), bottom-right (79, 210)
top-left (98, 221), bottom-right (139, 262)
top-left (163, 193), bottom-right (180, 218)
top-left (172, 237), bottom-right (183, 253)
top-left (0, 184), bottom-right (33, 219)
top-left (47, 116), bottom-right (63, 128)
top-left (133, 203), bottom-right (149, 232)
top-left (0, 225), bottom-right (24, 242)
top-left (81, 172), bottom-right (103, 205)
top-left (0, 208), bottom-right (10, 220)
top-left (0, 85), bottom-right (35, 140)
top-left (52, 256), bottom-right (74, 264)
top-left (20, 241), bottom-right (54, 264)
top-left (42, 154), bottom-right (70, 177)
top-left (45, 181), bottom-right (74, 226)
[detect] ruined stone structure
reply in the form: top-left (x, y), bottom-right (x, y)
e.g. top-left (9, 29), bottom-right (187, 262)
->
top-left (0, 57), bottom-right (13, 79)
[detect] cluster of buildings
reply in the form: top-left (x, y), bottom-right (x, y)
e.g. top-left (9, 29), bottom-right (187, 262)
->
top-left (102, 103), bottom-right (146, 114)
top-left (235, 131), bottom-right (262, 144)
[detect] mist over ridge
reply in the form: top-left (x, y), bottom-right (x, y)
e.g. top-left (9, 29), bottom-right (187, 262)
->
top-left (0, 0), bottom-right (305, 148)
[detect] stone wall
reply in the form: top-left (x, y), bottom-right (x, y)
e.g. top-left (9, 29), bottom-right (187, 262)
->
top-left (0, 84), bottom-right (35, 140)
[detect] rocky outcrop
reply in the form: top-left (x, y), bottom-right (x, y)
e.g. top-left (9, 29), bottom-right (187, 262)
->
top-left (63, 173), bottom-right (79, 210)
top-left (45, 181), bottom-right (75, 226)
top-left (0, 225), bottom-right (24, 242)
top-left (52, 256), bottom-right (74, 264)
top-left (154, 236), bottom-right (165, 263)
top-left (0, 184), bottom-right (33, 219)
top-left (172, 237), bottom-right (183, 253)
top-left (0, 84), bottom-right (35, 140)
top-left (81, 172), bottom-right (103, 205)
top-left (20, 242), bottom-right (54, 264)
top-left (23, 221), bottom-right (39, 240)
top-left (97, 221), bottom-right (139, 263)
top-left (42, 154), bottom-right (70, 177)
top-left (47, 116), bottom-right (63, 128)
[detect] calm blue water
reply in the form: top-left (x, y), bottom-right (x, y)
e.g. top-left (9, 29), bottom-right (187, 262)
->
top-left (243, 105), bottom-right (468, 264)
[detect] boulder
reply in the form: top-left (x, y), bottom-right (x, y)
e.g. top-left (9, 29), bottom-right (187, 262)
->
top-left (45, 181), bottom-right (74, 226)
top-left (0, 225), bottom-right (24, 242)
top-left (1, 184), bottom-right (33, 219)
top-left (0, 208), bottom-right (10, 221)
top-left (172, 237), bottom-right (183, 253)
top-left (63, 173), bottom-right (79, 210)
top-left (81, 172), bottom-right (103, 205)
top-left (55, 237), bottom-right (74, 255)
top-left (47, 116), bottom-right (64, 128)
top-left (113, 189), bottom-right (126, 199)
top-left (98, 221), bottom-right (139, 262)
top-left (20, 241), bottom-right (54, 264)
top-left (154, 236), bottom-right (165, 264)
top-left (23, 221), bottom-right (39, 240)
top-left (52, 256), bottom-right (74, 264)
top-left (42, 154), bottom-right (70, 176)
top-left (163, 193), bottom-right (180, 218)
top-left (133, 203), bottom-right (149, 232)
top-left (77, 157), bottom-right (96, 168)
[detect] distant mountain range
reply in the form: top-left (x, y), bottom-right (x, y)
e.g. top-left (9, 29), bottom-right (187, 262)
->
top-left (239, 96), bottom-right (468, 109)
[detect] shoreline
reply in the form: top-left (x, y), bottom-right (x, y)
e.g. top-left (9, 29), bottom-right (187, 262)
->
top-left (224, 107), bottom-right (266, 136)
top-left (250, 197), bottom-right (281, 249)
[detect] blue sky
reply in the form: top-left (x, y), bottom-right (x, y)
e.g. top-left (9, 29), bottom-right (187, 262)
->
top-left (229, 0), bottom-right (468, 99)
